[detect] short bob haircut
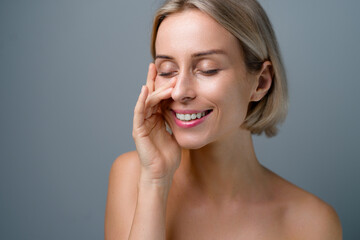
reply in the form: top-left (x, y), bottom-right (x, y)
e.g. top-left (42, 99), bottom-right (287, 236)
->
top-left (151, 0), bottom-right (288, 137)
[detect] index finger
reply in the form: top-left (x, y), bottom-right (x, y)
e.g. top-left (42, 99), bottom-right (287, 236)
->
top-left (146, 63), bottom-right (156, 94)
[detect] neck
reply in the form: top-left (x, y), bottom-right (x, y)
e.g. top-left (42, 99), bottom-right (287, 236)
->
top-left (176, 129), bottom-right (268, 204)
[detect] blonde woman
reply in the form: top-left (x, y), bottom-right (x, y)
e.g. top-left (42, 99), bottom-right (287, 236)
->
top-left (105, 0), bottom-right (342, 239)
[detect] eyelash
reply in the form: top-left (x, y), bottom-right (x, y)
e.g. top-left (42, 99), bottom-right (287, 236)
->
top-left (201, 69), bottom-right (219, 75)
top-left (158, 69), bottom-right (219, 77)
top-left (158, 72), bottom-right (174, 77)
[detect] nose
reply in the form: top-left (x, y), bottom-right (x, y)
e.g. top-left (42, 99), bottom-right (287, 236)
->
top-left (171, 72), bottom-right (196, 103)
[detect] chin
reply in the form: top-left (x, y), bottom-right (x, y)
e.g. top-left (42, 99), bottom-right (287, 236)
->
top-left (173, 133), bottom-right (210, 150)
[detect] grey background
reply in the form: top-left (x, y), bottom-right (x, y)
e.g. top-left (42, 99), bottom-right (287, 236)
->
top-left (0, 0), bottom-right (359, 239)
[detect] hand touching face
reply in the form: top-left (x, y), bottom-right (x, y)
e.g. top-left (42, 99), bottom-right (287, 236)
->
top-left (153, 9), bottom-right (260, 149)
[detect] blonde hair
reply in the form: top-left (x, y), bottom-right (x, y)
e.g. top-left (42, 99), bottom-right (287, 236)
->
top-left (151, 0), bottom-right (288, 137)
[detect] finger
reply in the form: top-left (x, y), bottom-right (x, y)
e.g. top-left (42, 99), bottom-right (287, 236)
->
top-left (144, 77), bottom-right (176, 119)
top-left (144, 104), bottom-right (159, 119)
top-left (145, 87), bottom-right (173, 111)
top-left (144, 87), bottom-right (173, 119)
top-left (145, 77), bottom-right (176, 105)
top-left (133, 85), bottom-right (148, 128)
top-left (156, 76), bottom-right (177, 91)
top-left (146, 63), bottom-right (156, 94)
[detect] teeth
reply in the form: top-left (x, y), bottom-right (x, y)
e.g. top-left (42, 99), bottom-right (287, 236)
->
top-left (175, 111), bottom-right (209, 121)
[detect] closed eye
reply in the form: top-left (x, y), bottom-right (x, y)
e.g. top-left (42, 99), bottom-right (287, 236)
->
top-left (201, 69), bottom-right (219, 75)
top-left (158, 72), bottom-right (174, 77)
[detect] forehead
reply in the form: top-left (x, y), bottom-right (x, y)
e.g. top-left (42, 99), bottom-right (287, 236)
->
top-left (155, 9), bottom-right (242, 59)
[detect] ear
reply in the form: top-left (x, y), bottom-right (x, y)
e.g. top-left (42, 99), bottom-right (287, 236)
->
top-left (250, 61), bottom-right (273, 102)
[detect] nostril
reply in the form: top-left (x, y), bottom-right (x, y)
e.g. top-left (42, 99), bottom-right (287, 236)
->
top-left (180, 96), bottom-right (195, 102)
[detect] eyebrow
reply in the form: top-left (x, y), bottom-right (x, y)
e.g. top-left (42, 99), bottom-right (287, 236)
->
top-left (155, 49), bottom-right (227, 60)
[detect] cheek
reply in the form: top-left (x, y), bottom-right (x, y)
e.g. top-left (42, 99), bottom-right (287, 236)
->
top-left (199, 78), bottom-right (249, 104)
top-left (204, 79), bottom-right (251, 115)
top-left (154, 77), bottom-right (168, 90)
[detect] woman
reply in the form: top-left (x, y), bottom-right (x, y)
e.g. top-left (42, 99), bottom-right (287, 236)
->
top-left (105, 0), bottom-right (342, 239)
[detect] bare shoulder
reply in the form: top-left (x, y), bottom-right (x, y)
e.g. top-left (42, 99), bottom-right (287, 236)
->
top-left (107, 151), bottom-right (141, 198)
top-left (109, 151), bottom-right (141, 181)
top-left (105, 151), bottom-right (141, 240)
top-left (268, 171), bottom-right (342, 240)
top-left (286, 192), bottom-right (342, 239)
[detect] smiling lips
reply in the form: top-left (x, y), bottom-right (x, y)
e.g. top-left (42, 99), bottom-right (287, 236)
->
top-left (172, 109), bottom-right (212, 128)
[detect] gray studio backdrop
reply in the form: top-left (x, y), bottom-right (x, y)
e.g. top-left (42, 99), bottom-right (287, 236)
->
top-left (0, 0), bottom-right (359, 239)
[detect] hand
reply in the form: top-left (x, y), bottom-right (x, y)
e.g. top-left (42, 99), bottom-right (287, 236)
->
top-left (132, 63), bottom-right (181, 185)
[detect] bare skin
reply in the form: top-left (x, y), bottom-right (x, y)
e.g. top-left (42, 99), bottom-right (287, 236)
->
top-left (105, 9), bottom-right (342, 240)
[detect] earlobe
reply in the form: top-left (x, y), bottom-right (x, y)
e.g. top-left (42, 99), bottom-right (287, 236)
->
top-left (250, 61), bottom-right (273, 102)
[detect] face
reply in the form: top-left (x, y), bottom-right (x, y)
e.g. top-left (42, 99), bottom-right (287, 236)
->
top-left (154, 9), bottom-right (257, 149)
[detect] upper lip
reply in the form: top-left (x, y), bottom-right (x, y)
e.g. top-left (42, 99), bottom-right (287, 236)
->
top-left (171, 109), bottom-right (211, 114)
